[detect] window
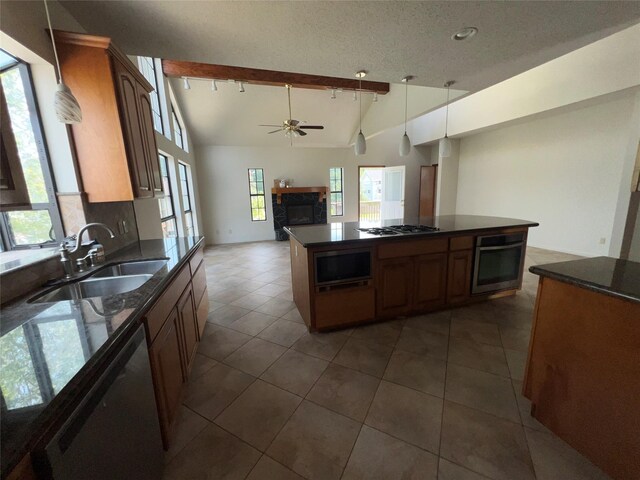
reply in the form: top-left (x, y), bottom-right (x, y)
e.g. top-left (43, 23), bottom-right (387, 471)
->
top-left (136, 56), bottom-right (163, 134)
top-left (329, 167), bottom-right (344, 216)
top-left (171, 107), bottom-right (188, 152)
top-left (158, 154), bottom-right (177, 237)
top-left (179, 163), bottom-right (195, 236)
top-left (0, 50), bottom-right (63, 251)
top-left (248, 168), bottom-right (266, 221)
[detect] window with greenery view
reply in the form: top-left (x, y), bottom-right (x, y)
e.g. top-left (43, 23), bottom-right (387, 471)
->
top-left (158, 154), bottom-right (177, 237)
top-left (248, 168), bottom-right (266, 221)
top-left (329, 167), bottom-right (343, 216)
top-left (0, 49), bottom-right (63, 251)
top-left (179, 162), bottom-right (195, 236)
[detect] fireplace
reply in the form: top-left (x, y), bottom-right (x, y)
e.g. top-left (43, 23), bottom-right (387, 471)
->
top-left (271, 186), bottom-right (328, 240)
top-left (287, 204), bottom-right (314, 225)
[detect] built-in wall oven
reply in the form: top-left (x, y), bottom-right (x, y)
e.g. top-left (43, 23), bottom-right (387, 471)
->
top-left (472, 232), bottom-right (526, 294)
top-left (315, 248), bottom-right (372, 286)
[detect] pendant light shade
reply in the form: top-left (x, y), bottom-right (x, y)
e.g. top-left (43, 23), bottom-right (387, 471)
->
top-left (354, 70), bottom-right (367, 156)
top-left (440, 80), bottom-right (454, 158)
top-left (356, 131), bottom-right (367, 155)
top-left (44, 0), bottom-right (82, 124)
top-left (399, 75), bottom-right (413, 156)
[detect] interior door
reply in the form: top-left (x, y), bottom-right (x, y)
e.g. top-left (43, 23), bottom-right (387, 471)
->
top-left (380, 166), bottom-right (405, 221)
top-left (419, 165), bottom-right (437, 218)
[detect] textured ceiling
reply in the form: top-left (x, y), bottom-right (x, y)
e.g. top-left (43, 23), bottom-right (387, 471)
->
top-left (60, 1), bottom-right (640, 91)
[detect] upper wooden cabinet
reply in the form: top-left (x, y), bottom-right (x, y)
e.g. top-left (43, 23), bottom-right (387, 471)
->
top-left (54, 30), bottom-right (163, 202)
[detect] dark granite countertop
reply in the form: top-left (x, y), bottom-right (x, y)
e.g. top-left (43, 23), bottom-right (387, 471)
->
top-left (0, 236), bottom-right (204, 476)
top-left (530, 256), bottom-right (640, 304)
top-left (284, 215), bottom-right (539, 247)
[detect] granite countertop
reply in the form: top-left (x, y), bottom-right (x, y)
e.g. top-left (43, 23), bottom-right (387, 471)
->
top-left (530, 256), bottom-right (640, 304)
top-left (284, 215), bottom-right (539, 247)
top-left (0, 236), bottom-right (204, 476)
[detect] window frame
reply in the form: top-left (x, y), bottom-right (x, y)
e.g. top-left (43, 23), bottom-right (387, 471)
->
top-left (136, 56), bottom-right (164, 135)
top-left (178, 162), bottom-right (195, 236)
top-left (329, 167), bottom-right (344, 217)
top-left (172, 107), bottom-right (184, 150)
top-left (247, 168), bottom-right (267, 222)
top-left (158, 153), bottom-right (177, 237)
top-left (0, 55), bottom-right (64, 251)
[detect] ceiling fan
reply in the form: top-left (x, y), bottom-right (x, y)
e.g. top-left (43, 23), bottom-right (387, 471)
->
top-left (259, 84), bottom-right (324, 138)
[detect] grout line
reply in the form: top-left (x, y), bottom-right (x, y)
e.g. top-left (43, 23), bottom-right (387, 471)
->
top-left (436, 315), bottom-right (452, 479)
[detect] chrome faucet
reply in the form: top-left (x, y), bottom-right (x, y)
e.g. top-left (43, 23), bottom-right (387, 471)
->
top-left (60, 223), bottom-right (116, 278)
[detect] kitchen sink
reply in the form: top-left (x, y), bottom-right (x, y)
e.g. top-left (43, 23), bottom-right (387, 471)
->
top-left (31, 275), bottom-right (153, 303)
top-left (90, 259), bottom-right (168, 278)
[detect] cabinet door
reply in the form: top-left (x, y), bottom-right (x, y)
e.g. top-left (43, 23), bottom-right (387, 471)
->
top-left (447, 250), bottom-right (473, 304)
top-left (136, 82), bottom-right (163, 196)
top-left (0, 86), bottom-right (30, 210)
top-left (112, 60), bottom-right (153, 198)
top-left (413, 253), bottom-right (447, 311)
top-left (177, 284), bottom-right (198, 376)
top-left (377, 257), bottom-right (413, 317)
top-left (148, 308), bottom-right (184, 449)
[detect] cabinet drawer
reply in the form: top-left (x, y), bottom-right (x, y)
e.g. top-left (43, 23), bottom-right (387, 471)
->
top-left (189, 245), bottom-right (204, 275)
top-left (315, 285), bottom-right (375, 329)
top-left (196, 294), bottom-right (209, 338)
top-left (192, 261), bottom-right (207, 305)
top-left (377, 238), bottom-right (447, 259)
top-left (449, 236), bottom-right (475, 251)
top-left (145, 264), bottom-right (191, 344)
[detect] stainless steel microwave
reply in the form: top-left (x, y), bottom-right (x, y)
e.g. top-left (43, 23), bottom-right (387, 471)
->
top-left (314, 248), bottom-right (372, 286)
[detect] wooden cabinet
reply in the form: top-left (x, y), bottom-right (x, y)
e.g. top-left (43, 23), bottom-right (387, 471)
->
top-left (177, 284), bottom-right (198, 376)
top-left (447, 250), bottom-right (473, 303)
top-left (148, 308), bottom-right (184, 448)
top-left (0, 86), bottom-right (30, 210)
top-left (377, 258), bottom-right (413, 317)
top-left (315, 284), bottom-right (375, 329)
top-left (54, 30), bottom-right (163, 202)
top-left (413, 253), bottom-right (447, 310)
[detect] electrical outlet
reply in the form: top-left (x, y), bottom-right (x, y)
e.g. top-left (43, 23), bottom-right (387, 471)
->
top-left (118, 221), bottom-right (124, 235)
top-left (599, 237), bottom-right (606, 245)
top-left (123, 220), bottom-right (128, 234)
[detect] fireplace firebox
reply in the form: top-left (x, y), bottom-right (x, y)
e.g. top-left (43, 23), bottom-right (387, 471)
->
top-left (271, 187), bottom-right (328, 241)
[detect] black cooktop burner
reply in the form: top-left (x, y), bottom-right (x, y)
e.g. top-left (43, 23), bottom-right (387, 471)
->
top-left (357, 224), bottom-right (440, 236)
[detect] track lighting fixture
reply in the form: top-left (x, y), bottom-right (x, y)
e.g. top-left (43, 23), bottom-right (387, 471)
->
top-left (373, 92), bottom-right (378, 103)
top-left (353, 91), bottom-right (357, 101)
top-left (44, 0), bottom-right (82, 123)
top-left (183, 77), bottom-right (191, 90)
top-left (211, 80), bottom-right (217, 92)
top-left (439, 80), bottom-right (455, 158)
top-left (238, 81), bottom-right (245, 93)
top-left (399, 76), bottom-right (413, 156)
top-left (355, 70), bottom-right (367, 156)
top-left (331, 89), bottom-right (336, 99)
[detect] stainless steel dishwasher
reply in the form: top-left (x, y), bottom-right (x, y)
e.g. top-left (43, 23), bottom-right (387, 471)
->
top-left (40, 324), bottom-right (164, 479)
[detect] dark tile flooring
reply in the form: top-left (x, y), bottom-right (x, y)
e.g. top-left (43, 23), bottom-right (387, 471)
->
top-left (163, 242), bottom-right (610, 480)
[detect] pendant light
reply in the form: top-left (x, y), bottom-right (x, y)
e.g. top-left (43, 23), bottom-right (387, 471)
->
top-left (355, 70), bottom-right (367, 156)
top-left (44, 0), bottom-right (82, 124)
top-left (439, 80), bottom-right (454, 158)
top-left (399, 75), bottom-right (413, 156)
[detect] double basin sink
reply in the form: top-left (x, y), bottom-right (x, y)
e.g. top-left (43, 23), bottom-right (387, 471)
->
top-left (31, 259), bottom-right (169, 303)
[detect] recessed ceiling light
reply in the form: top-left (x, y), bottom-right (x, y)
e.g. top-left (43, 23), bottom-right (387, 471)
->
top-left (452, 27), bottom-right (478, 41)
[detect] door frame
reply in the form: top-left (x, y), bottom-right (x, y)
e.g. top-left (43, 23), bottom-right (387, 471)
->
top-left (358, 165), bottom-right (385, 221)
top-left (418, 165), bottom-right (438, 218)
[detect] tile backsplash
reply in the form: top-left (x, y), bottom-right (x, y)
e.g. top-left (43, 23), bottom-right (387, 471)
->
top-left (83, 201), bottom-right (139, 253)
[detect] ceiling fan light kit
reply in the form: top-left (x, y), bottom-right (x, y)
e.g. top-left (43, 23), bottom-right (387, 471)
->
top-left (399, 75), bottom-right (413, 156)
top-left (440, 80), bottom-right (455, 158)
top-left (355, 70), bottom-right (367, 156)
top-left (44, 0), bottom-right (82, 124)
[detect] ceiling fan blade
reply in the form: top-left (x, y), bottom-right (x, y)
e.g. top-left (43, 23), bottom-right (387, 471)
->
top-left (299, 125), bottom-right (324, 130)
top-left (268, 129), bottom-right (284, 134)
top-left (259, 124), bottom-right (283, 127)
top-left (297, 129), bottom-right (307, 136)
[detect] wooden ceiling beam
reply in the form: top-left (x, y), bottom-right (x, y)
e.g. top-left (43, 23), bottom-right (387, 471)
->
top-left (161, 59), bottom-right (390, 94)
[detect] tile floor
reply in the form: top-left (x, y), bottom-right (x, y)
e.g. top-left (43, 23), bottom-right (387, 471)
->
top-left (164, 242), bottom-right (612, 480)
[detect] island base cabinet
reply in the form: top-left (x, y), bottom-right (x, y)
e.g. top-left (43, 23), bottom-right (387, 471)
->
top-left (148, 308), bottom-right (184, 449)
top-left (314, 285), bottom-right (375, 329)
top-left (446, 250), bottom-right (473, 303)
top-left (376, 258), bottom-right (413, 318)
top-left (413, 253), bottom-right (447, 310)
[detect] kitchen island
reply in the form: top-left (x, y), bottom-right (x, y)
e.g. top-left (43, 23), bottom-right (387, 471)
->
top-left (284, 215), bottom-right (538, 332)
top-left (0, 237), bottom-right (207, 479)
top-left (524, 257), bottom-right (640, 480)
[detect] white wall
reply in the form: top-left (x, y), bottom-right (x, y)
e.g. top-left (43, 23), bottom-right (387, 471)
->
top-left (198, 146), bottom-right (353, 244)
top-left (455, 92), bottom-right (637, 257)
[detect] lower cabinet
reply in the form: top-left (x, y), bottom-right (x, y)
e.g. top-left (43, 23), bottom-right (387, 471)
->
top-left (144, 246), bottom-right (208, 450)
top-left (377, 258), bottom-right (413, 318)
top-left (447, 250), bottom-right (473, 303)
top-left (413, 253), bottom-right (448, 310)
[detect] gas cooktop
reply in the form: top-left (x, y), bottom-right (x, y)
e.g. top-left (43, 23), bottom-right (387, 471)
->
top-left (357, 224), bottom-right (440, 236)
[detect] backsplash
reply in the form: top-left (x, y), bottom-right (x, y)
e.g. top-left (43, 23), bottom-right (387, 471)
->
top-left (83, 201), bottom-right (139, 253)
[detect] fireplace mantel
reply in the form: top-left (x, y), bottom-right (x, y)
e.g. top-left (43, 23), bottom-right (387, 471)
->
top-left (271, 186), bottom-right (328, 204)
